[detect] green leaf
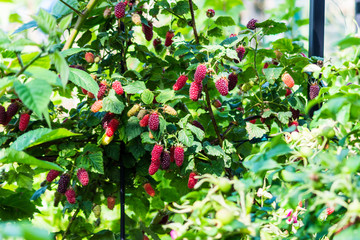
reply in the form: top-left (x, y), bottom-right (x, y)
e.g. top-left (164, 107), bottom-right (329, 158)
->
top-left (0, 148), bottom-right (64, 171)
top-left (14, 79), bottom-right (52, 118)
top-left (11, 128), bottom-right (80, 151)
top-left (141, 89), bottom-right (154, 105)
top-left (263, 68), bottom-right (283, 84)
top-left (277, 112), bottom-right (292, 124)
top-left (25, 66), bottom-right (62, 86)
top-left (186, 123), bottom-right (204, 141)
top-left (126, 117), bottom-right (143, 141)
top-left (61, 48), bottom-right (93, 58)
top-left (79, 151), bottom-right (104, 174)
top-left (58, 13), bottom-right (73, 32)
top-left (337, 36), bottom-right (360, 50)
top-left (173, 1), bottom-right (189, 15)
top-left (245, 122), bottom-right (268, 140)
top-left (271, 38), bottom-right (294, 52)
top-left (102, 89), bottom-right (125, 114)
top-left (51, 0), bottom-right (78, 18)
top-left (208, 27), bottom-right (223, 37)
top-left (215, 16), bottom-right (236, 27)
top-left (256, 19), bottom-right (287, 35)
top-left (89, 230), bottom-right (115, 240)
top-left (32, 9), bottom-right (57, 35)
top-left (178, 129), bottom-right (194, 147)
top-left (123, 81), bottom-right (146, 94)
top-left (155, 89), bottom-right (175, 104)
top-left (69, 67), bottom-right (99, 95)
top-left (51, 50), bottom-right (69, 87)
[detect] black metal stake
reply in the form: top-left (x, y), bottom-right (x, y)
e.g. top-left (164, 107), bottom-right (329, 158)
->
top-left (120, 157), bottom-right (125, 239)
top-left (308, 0), bottom-right (325, 117)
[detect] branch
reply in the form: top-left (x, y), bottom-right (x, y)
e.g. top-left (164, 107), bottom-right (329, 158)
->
top-left (62, 0), bottom-right (100, 50)
top-left (188, 0), bottom-right (199, 44)
top-left (62, 208), bottom-right (80, 239)
top-left (204, 84), bottom-right (222, 146)
top-left (60, 0), bottom-right (83, 16)
top-left (15, 52), bottom-right (42, 77)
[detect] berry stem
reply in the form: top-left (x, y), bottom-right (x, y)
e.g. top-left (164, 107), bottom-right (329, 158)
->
top-left (59, 0), bottom-right (83, 16)
top-left (62, 208), bottom-right (80, 239)
top-left (188, 0), bottom-right (199, 44)
top-left (63, 0), bottom-right (101, 50)
top-left (204, 84), bottom-right (223, 146)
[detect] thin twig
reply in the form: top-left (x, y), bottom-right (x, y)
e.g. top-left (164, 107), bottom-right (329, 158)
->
top-left (63, 0), bottom-right (101, 50)
top-left (16, 53), bottom-right (24, 68)
top-left (188, 0), bottom-right (199, 44)
top-left (15, 52), bottom-right (42, 77)
top-left (62, 208), bottom-right (80, 239)
top-left (204, 84), bottom-right (223, 146)
top-left (60, 0), bottom-right (83, 16)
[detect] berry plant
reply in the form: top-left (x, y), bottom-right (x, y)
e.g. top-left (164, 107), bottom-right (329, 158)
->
top-left (0, 0), bottom-right (359, 239)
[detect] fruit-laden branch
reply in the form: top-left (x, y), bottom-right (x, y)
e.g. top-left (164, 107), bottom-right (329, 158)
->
top-left (188, 0), bottom-right (199, 44)
top-left (63, 0), bottom-right (100, 50)
top-left (204, 84), bottom-right (223, 146)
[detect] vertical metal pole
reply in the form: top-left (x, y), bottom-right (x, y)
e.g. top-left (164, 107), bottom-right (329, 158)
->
top-left (308, 0), bottom-right (325, 117)
top-left (120, 158), bottom-right (125, 239)
top-left (309, 0), bottom-right (325, 58)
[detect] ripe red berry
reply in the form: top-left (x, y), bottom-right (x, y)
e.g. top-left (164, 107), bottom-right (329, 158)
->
top-left (206, 9), bottom-right (215, 18)
top-left (174, 146), bottom-right (184, 167)
top-left (215, 77), bottom-right (229, 96)
top-left (189, 82), bottom-right (202, 101)
top-left (65, 188), bottom-right (76, 204)
top-left (19, 113), bottom-right (30, 131)
top-left (112, 80), bottom-right (124, 95)
top-left (170, 146), bottom-right (175, 162)
top-left (102, 112), bottom-right (115, 129)
top-left (173, 75), bottom-right (188, 91)
top-left (148, 162), bottom-right (160, 175)
top-left (81, 88), bottom-right (88, 95)
top-left (285, 88), bottom-right (292, 97)
top-left (161, 150), bottom-right (171, 170)
top-left (114, 2), bottom-right (126, 19)
top-left (77, 168), bottom-right (89, 186)
top-left (326, 207), bottom-right (335, 215)
top-left (107, 196), bottom-right (116, 210)
top-left (0, 106), bottom-right (6, 125)
top-left (144, 183), bottom-right (155, 197)
top-left (309, 83), bottom-right (320, 100)
top-left (85, 52), bottom-right (94, 63)
top-left (97, 83), bottom-right (107, 100)
top-left (213, 99), bottom-right (222, 108)
top-left (91, 100), bottom-right (103, 113)
top-left (46, 170), bottom-right (60, 182)
top-left (282, 73), bottom-right (295, 88)
top-left (249, 119), bottom-right (256, 124)
top-left (151, 144), bottom-right (163, 163)
top-left (57, 174), bottom-right (70, 194)
top-left (228, 73), bottom-right (238, 91)
top-left (236, 45), bottom-right (246, 62)
top-left (153, 38), bottom-right (162, 48)
top-left (148, 112), bottom-right (159, 131)
top-left (106, 118), bottom-right (120, 137)
top-left (87, 91), bottom-right (95, 98)
top-left (194, 64), bottom-right (207, 84)
top-left (139, 114), bottom-right (150, 127)
top-left (191, 120), bottom-right (204, 131)
top-left (263, 62), bottom-right (270, 69)
top-left (289, 121), bottom-right (299, 127)
top-left (165, 31), bottom-right (174, 47)
top-left (246, 18), bottom-right (258, 30)
top-left (188, 172), bottom-right (198, 189)
top-left (142, 21), bottom-right (153, 41)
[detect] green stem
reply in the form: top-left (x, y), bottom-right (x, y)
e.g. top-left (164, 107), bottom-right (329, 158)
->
top-left (60, 0), bottom-right (83, 16)
top-left (62, 208), bottom-right (80, 239)
top-left (253, 32), bottom-right (263, 110)
top-left (62, 0), bottom-right (100, 50)
top-left (15, 52), bottom-right (42, 77)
